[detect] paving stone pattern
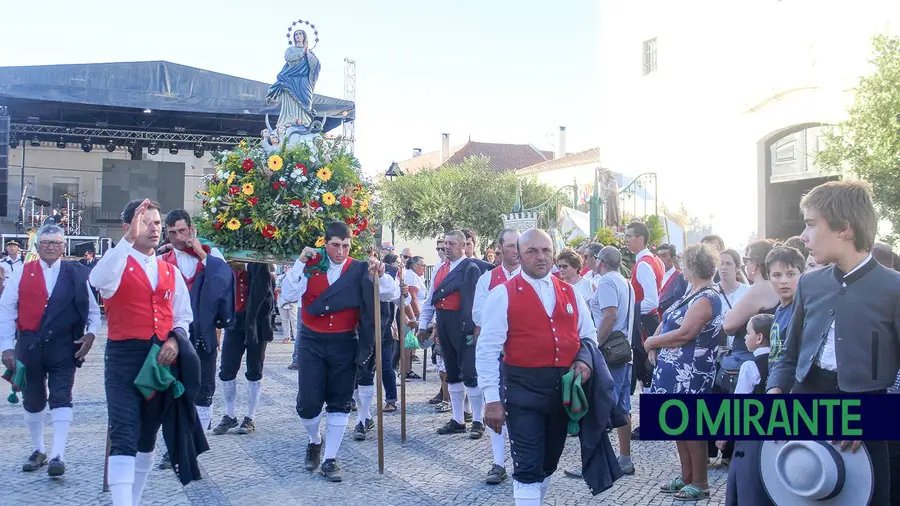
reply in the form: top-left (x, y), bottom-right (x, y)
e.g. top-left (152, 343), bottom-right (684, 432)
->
top-left (1, 325), bottom-right (728, 505)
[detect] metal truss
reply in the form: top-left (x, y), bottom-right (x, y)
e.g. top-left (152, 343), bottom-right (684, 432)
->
top-left (10, 123), bottom-right (249, 145)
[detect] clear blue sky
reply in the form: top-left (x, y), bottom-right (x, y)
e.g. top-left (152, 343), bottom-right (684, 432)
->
top-left (0, 0), bottom-right (599, 176)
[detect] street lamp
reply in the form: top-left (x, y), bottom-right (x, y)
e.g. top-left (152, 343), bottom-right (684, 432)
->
top-left (384, 162), bottom-right (403, 245)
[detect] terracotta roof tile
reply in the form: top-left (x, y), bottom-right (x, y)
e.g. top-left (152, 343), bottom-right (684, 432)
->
top-left (440, 141), bottom-right (551, 172)
top-left (515, 147), bottom-right (601, 175)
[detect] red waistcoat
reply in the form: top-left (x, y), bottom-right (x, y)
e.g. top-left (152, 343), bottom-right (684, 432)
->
top-left (631, 253), bottom-right (664, 315)
top-left (104, 256), bottom-right (176, 341)
top-left (488, 267), bottom-right (515, 290)
top-left (17, 261), bottom-right (49, 332)
top-left (503, 275), bottom-right (581, 368)
top-left (234, 269), bottom-right (249, 313)
top-left (160, 249), bottom-right (204, 293)
top-left (301, 258), bottom-right (360, 333)
top-left (433, 262), bottom-right (461, 311)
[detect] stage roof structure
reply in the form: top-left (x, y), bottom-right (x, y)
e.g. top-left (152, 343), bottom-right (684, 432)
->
top-left (0, 61), bottom-right (354, 147)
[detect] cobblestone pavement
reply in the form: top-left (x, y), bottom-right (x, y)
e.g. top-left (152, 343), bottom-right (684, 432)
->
top-left (2, 324), bottom-right (728, 505)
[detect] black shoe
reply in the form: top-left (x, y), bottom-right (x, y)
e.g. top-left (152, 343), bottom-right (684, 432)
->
top-left (631, 426), bottom-right (641, 440)
top-left (464, 412), bottom-right (473, 423)
top-left (47, 456), bottom-right (66, 477)
top-left (469, 421), bottom-right (485, 440)
top-left (353, 421), bottom-right (368, 441)
top-left (436, 419), bottom-right (467, 435)
top-left (304, 443), bottom-right (322, 471)
top-left (405, 371), bottom-right (421, 380)
top-left (321, 459), bottom-right (343, 482)
top-left (22, 450), bottom-right (47, 472)
top-left (158, 451), bottom-right (172, 470)
top-left (236, 416), bottom-right (255, 434)
top-left (350, 401), bottom-right (358, 412)
top-left (485, 464), bottom-right (507, 484)
top-left (365, 418), bottom-right (375, 431)
top-left (213, 415), bottom-right (239, 435)
top-left (564, 467), bottom-right (583, 478)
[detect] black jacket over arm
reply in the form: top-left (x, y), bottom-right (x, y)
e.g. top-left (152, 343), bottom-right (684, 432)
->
top-left (243, 263), bottom-right (275, 345)
top-left (190, 255), bottom-right (236, 350)
top-left (574, 339), bottom-right (626, 496)
top-left (432, 258), bottom-right (482, 335)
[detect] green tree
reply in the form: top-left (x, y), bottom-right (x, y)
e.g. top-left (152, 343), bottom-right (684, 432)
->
top-left (379, 156), bottom-right (560, 246)
top-left (817, 34), bottom-right (900, 242)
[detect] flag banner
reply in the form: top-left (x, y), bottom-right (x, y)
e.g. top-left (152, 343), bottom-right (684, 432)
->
top-left (638, 394), bottom-right (894, 440)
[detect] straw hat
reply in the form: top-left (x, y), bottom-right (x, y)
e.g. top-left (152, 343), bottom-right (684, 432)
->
top-left (759, 440), bottom-right (873, 505)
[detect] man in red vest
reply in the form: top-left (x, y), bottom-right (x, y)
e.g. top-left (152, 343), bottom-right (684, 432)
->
top-left (280, 221), bottom-right (393, 483)
top-left (625, 222), bottom-right (663, 380)
top-left (89, 199), bottom-right (198, 506)
top-left (416, 230), bottom-right (483, 438)
top-left (477, 228), bottom-right (597, 505)
top-left (0, 223), bottom-right (100, 477)
top-left (472, 228), bottom-right (520, 485)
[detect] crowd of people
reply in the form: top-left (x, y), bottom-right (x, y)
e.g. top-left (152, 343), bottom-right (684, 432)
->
top-left (1, 179), bottom-right (899, 505)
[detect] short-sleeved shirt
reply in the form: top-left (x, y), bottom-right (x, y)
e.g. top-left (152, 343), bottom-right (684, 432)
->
top-left (770, 300), bottom-right (794, 366)
top-left (404, 269), bottom-right (427, 305)
top-left (591, 271), bottom-right (635, 365)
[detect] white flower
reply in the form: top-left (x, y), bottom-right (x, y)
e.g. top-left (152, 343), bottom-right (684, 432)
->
top-left (211, 207), bottom-right (217, 213)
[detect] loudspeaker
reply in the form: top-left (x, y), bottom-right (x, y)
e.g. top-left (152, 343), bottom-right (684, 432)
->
top-left (0, 112), bottom-right (8, 218)
top-left (71, 240), bottom-right (96, 258)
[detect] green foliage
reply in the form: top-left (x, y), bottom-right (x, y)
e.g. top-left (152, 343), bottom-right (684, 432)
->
top-left (567, 236), bottom-right (588, 249)
top-left (379, 156), bottom-right (559, 244)
top-left (817, 34), bottom-right (900, 243)
top-left (644, 215), bottom-right (667, 247)
top-left (595, 227), bottom-right (618, 247)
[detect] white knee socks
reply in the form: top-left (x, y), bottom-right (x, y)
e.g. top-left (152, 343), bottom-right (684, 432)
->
top-left (513, 480), bottom-right (542, 506)
top-left (196, 406), bottom-right (212, 431)
top-left (247, 380), bottom-right (261, 419)
top-left (323, 413), bottom-right (349, 460)
top-left (132, 450), bottom-right (155, 506)
top-left (24, 410), bottom-right (45, 453)
top-left (489, 425), bottom-right (506, 466)
top-left (540, 476), bottom-right (551, 503)
top-left (301, 415), bottom-right (322, 445)
top-left (108, 455), bottom-right (135, 506)
top-left (223, 379), bottom-right (237, 418)
top-left (448, 382), bottom-right (466, 424)
top-left (464, 394), bottom-right (471, 413)
top-left (356, 385), bottom-right (375, 426)
top-left (49, 407), bottom-right (72, 460)
top-left (465, 386), bottom-right (484, 423)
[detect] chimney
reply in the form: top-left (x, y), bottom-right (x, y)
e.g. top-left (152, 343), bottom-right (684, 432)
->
top-left (413, 148), bottom-right (422, 158)
top-left (558, 126), bottom-right (567, 159)
top-left (441, 133), bottom-right (450, 163)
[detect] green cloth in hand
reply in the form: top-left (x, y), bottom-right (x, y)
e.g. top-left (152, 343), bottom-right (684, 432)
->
top-left (561, 369), bottom-right (589, 435)
top-left (405, 330), bottom-right (421, 350)
top-left (134, 344), bottom-right (185, 400)
top-left (2, 359), bottom-right (26, 392)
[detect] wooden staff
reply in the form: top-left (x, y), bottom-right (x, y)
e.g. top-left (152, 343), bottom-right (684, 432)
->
top-left (373, 269), bottom-right (385, 474)
top-left (398, 268), bottom-right (407, 442)
top-left (102, 429), bottom-right (111, 492)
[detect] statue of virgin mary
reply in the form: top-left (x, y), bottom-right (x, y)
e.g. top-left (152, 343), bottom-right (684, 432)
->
top-left (267, 29), bottom-right (321, 129)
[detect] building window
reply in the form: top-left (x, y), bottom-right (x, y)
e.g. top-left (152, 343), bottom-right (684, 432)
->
top-left (643, 38), bottom-right (658, 75)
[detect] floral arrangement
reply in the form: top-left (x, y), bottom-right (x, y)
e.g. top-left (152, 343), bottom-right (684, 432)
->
top-left (193, 136), bottom-right (374, 262)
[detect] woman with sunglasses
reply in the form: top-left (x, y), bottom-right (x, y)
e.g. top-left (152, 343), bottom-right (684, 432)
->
top-left (556, 248), bottom-right (595, 303)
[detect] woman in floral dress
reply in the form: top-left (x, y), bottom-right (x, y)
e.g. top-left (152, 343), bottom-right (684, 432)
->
top-left (643, 243), bottom-right (724, 501)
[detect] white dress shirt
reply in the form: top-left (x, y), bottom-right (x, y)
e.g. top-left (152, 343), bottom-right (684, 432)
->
top-left (734, 346), bottom-right (771, 394)
top-left (473, 264), bottom-right (520, 328)
top-left (418, 256), bottom-right (466, 331)
top-left (476, 271), bottom-right (597, 403)
top-left (2, 256), bottom-right (23, 278)
top-left (635, 248), bottom-right (660, 314)
top-left (172, 246), bottom-right (225, 279)
top-left (89, 239), bottom-right (193, 334)
top-left (817, 253), bottom-right (873, 371)
top-left (280, 256), bottom-right (400, 304)
top-left (0, 259), bottom-right (102, 352)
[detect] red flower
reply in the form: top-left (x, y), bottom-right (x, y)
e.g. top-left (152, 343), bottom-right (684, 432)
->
top-left (242, 159), bottom-right (255, 171)
top-left (309, 200), bottom-right (320, 210)
top-left (202, 200), bottom-right (207, 206)
top-left (213, 221), bottom-right (223, 231)
top-left (248, 197), bottom-right (259, 206)
top-left (346, 216), bottom-right (359, 225)
top-left (295, 162), bottom-right (307, 175)
top-left (352, 229), bottom-right (360, 237)
top-left (340, 196), bottom-right (353, 208)
top-left (289, 199), bottom-right (303, 207)
top-left (229, 185), bottom-right (240, 195)
top-left (358, 218), bottom-right (368, 231)
top-left (243, 218), bottom-right (253, 224)
top-left (272, 181), bottom-right (285, 190)
top-left (261, 224), bottom-right (277, 239)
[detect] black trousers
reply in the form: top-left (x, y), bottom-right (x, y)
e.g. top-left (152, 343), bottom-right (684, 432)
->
top-left (295, 326), bottom-right (357, 420)
top-left (725, 441), bottom-right (775, 506)
top-left (436, 309), bottom-right (477, 387)
top-left (16, 332), bottom-right (77, 414)
top-left (792, 366), bottom-right (891, 506)
top-left (195, 347), bottom-right (217, 407)
top-left (631, 311), bottom-right (660, 394)
top-left (219, 329), bottom-right (268, 383)
top-left (105, 339), bottom-right (164, 456)
top-left (503, 364), bottom-right (569, 484)
top-left (356, 336), bottom-right (398, 403)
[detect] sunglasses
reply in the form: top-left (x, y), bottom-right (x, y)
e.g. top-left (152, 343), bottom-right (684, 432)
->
top-left (436, 247), bottom-right (445, 252)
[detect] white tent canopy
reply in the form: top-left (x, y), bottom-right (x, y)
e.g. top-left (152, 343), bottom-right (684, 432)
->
top-left (558, 206), bottom-right (590, 240)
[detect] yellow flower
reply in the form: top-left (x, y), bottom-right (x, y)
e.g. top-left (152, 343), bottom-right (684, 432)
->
top-left (226, 218), bottom-right (241, 231)
top-left (315, 236), bottom-right (325, 248)
top-left (242, 183), bottom-right (254, 195)
top-left (226, 172), bottom-right (235, 185)
top-left (267, 155), bottom-right (283, 171)
top-left (322, 192), bottom-right (336, 206)
top-left (216, 213), bottom-right (228, 222)
top-left (198, 190), bottom-right (209, 197)
top-left (359, 199), bottom-right (369, 212)
top-left (317, 167), bottom-right (333, 182)
top-left (239, 140), bottom-right (247, 148)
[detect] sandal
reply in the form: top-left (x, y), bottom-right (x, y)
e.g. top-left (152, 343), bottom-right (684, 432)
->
top-left (660, 477), bottom-right (686, 493)
top-left (384, 402), bottom-right (397, 412)
top-left (674, 485), bottom-right (710, 501)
